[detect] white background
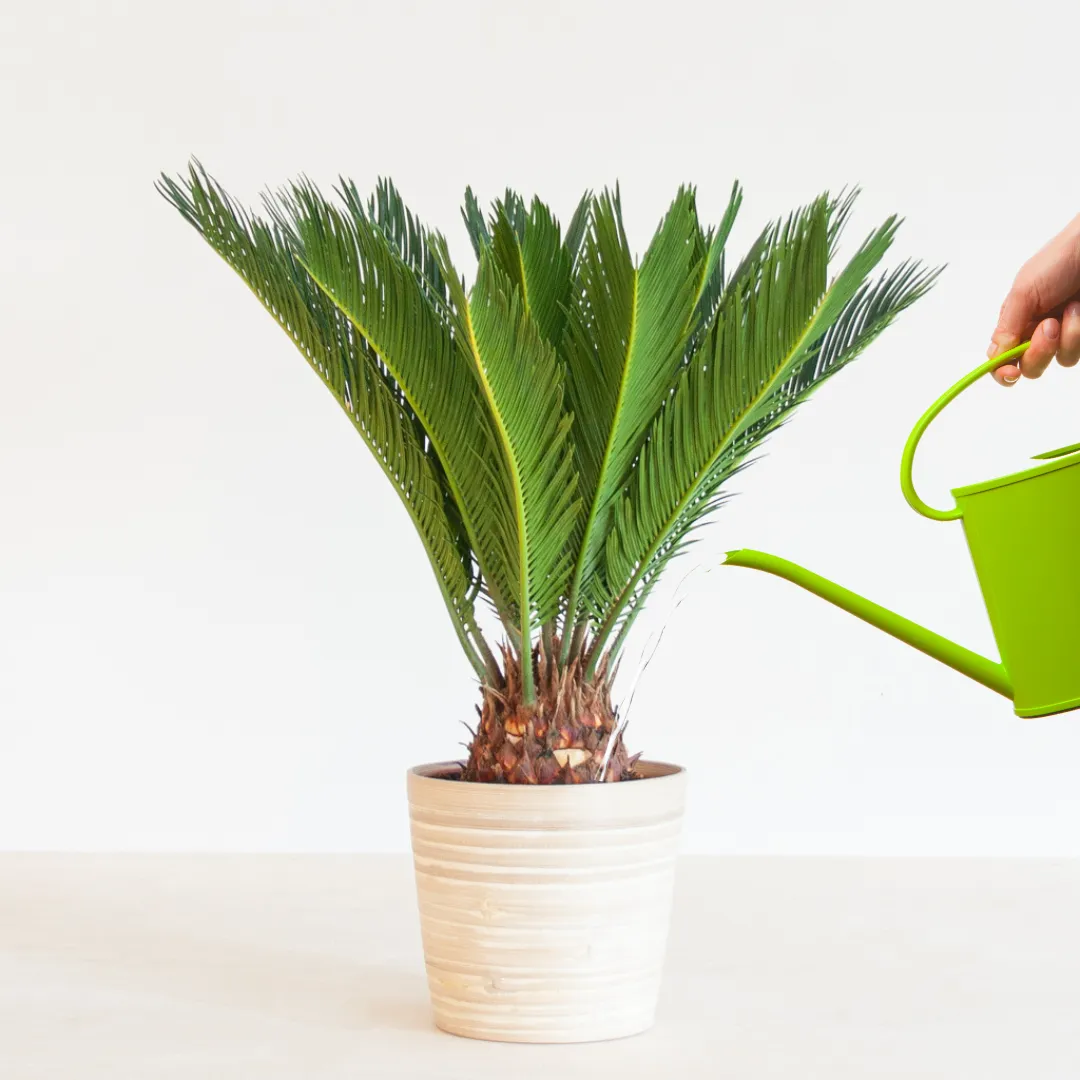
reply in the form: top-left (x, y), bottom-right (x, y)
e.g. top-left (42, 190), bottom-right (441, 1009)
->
top-left (2, 0), bottom-right (1079, 854)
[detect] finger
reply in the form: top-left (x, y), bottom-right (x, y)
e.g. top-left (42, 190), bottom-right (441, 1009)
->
top-left (989, 276), bottom-right (1041, 358)
top-left (1020, 318), bottom-right (1061, 379)
top-left (1057, 300), bottom-right (1080, 368)
top-left (992, 362), bottom-right (1022, 386)
top-left (988, 315), bottom-right (1033, 385)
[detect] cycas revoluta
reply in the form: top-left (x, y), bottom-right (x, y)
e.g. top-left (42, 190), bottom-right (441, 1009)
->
top-left (159, 163), bottom-right (938, 784)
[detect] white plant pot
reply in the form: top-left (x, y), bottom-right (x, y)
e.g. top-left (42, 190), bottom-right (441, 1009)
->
top-left (407, 760), bottom-right (687, 1044)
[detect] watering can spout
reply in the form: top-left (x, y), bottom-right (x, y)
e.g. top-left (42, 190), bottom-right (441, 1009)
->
top-left (724, 549), bottom-right (1014, 700)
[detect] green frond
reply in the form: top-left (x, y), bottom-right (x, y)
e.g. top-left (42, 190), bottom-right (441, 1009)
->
top-left (560, 186), bottom-right (707, 648)
top-left (784, 258), bottom-right (941, 403)
top-left (497, 188), bottom-right (529, 238)
top-left (828, 186), bottom-right (862, 257)
top-left (607, 258), bottom-right (941, 662)
top-left (432, 242), bottom-right (581, 701)
top-left (461, 185), bottom-right (491, 258)
top-left (561, 189), bottom-right (634, 508)
top-left (588, 194), bottom-right (921, 667)
top-left (336, 176), bottom-right (449, 307)
top-left (489, 196), bottom-right (573, 348)
top-left (720, 222), bottom-right (773, 307)
top-left (690, 180), bottom-right (743, 341)
top-left (156, 162), bottom-right (487, 676)
top-left (562, 190), bottom-right (593, 273)
top-left (464, 185), bottom-right (594, 338)
top-left (265, 176), bottom-right (522, 638)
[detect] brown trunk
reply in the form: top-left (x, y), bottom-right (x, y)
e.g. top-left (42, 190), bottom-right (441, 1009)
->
top-left (461, 639), bottom-right (639, 784)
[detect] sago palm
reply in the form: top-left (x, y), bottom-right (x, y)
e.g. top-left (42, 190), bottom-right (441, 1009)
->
top-left (159, 162), bottom-right (937, 784)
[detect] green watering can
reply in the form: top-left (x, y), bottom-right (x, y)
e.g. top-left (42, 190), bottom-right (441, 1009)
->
top-left (726, 342), bottom-right (1080, 718)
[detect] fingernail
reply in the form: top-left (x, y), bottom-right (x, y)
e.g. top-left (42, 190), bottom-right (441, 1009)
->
top-left (1066, 301), bottom-right (1080, 321)
top-left (1003, 372), bottom-right (1020, 384)
top-left (987, 341), bottom-right (1001, 359)
top-left (1045, 320), bottom-right (1060, 341)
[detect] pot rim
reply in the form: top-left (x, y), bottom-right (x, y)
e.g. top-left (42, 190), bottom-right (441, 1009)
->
top-left (407, 759), bottom-right (686, 786)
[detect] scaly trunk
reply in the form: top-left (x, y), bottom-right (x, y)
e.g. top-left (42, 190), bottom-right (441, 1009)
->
top-left (462, 638), bottom-right (639, 784)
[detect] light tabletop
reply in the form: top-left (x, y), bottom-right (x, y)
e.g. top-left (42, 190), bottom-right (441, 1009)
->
top-left (3, 855), bottom-right (1080, 1078)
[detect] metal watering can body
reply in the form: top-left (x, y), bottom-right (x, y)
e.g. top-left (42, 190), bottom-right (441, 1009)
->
top-left (726, 344), bottom-right (1080, 718)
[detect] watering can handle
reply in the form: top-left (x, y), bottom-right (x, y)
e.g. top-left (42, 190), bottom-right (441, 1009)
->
top-left (900, 341), bottom-right (1033, 521)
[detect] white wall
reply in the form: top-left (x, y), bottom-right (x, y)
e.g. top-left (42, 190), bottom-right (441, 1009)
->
top-left (3, 0), bottom-right (1079, 853)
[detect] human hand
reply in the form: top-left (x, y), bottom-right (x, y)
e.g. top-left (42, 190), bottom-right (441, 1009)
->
top-left (988, 213), bottom-right (1080, 385)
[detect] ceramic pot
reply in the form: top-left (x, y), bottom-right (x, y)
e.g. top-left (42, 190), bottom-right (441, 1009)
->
top-left (407, 760), bottom-right (687, 1043)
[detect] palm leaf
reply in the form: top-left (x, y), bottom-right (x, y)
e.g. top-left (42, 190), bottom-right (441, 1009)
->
top-left (265, 178), bottom-right (522, 635)
top-left (560, 187), bottom-right (707, 647)
top-left (337, 176), bottom-right (449, 308)
top-left (489, 196), bottom-right (573, 348)
top-left (589, 195), bottom-right (915, 666)
top-left (471, 188), bottom-right (593, 350)
top-left (461, 185), bottom-right (491, 258)
top-left (156, 163), bottom-right (487, 676)
top-left (431, 242), bottom-right (581, 700)
top-left (689, 180), bottom-right (743, 343)
top-left (562, 190), bottom-right (593, 274)
top-left (607, 258), bottom-right (941, 659)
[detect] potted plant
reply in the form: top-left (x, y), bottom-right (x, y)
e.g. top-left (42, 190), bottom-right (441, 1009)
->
top-left (159, 162), bottom-right (936, 1043)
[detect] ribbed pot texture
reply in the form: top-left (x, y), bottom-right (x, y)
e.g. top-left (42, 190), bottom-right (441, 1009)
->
top-left (407, 760), bottom-right (687, 1043)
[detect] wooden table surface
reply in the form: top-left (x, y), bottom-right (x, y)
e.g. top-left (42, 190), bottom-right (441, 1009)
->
top-left (3, 854), bottom-right (1080, 1078)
